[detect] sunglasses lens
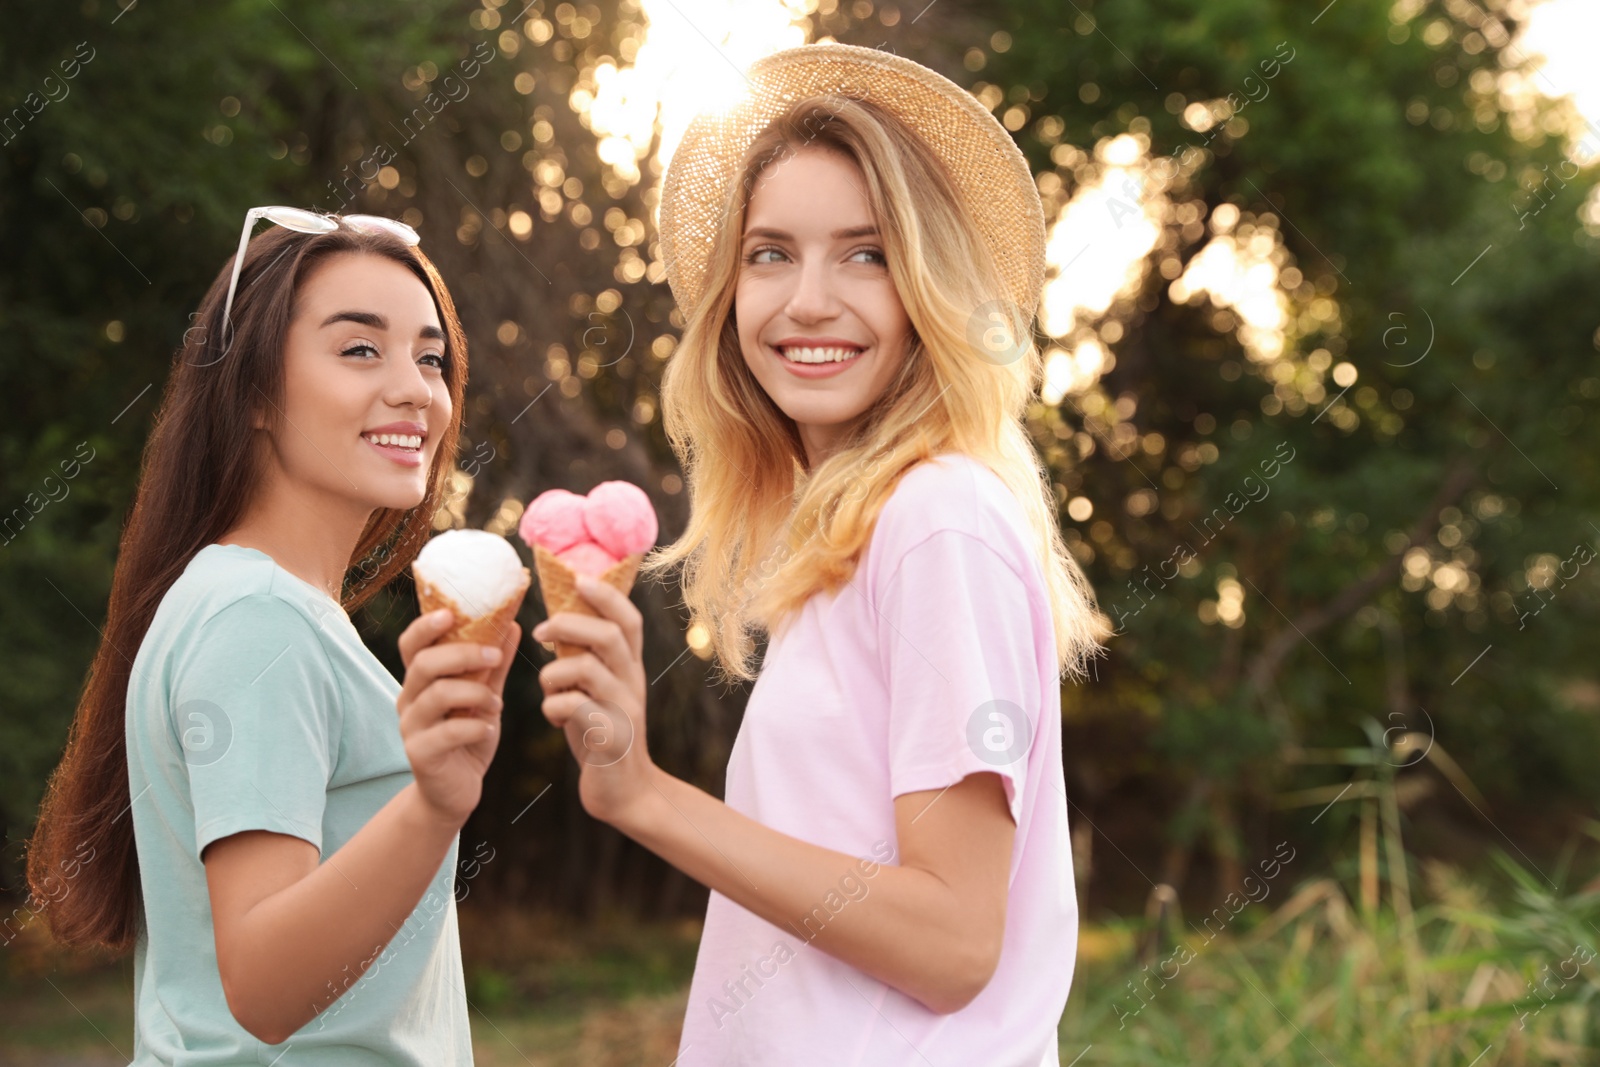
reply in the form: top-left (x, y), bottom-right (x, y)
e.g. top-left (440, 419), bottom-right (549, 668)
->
top-left (261, 206), bottom-right (337, 233)
top-left (341, 215), bottom-right (421, 246)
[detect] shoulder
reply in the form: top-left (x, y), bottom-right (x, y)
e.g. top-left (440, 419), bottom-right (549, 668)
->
top-left (876, 452), bottom-right (1028, 550)
top-left (178, 545), bottom-right (341, 628)
top-left (869, 452), bottom-right (1035, 586)
top-left (164, 547), bottom-right (343, 673)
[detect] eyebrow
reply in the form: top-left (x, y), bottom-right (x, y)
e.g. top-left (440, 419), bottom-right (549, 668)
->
top-left (742, 225), bottom-right (880, 243)
top-left (320, 309), bottom-right (445, 341)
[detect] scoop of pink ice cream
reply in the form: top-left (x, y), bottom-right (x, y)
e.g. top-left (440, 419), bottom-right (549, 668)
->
top-left (519, 488), bottom-right (589, 553)
top-left (557, 541), bottom-right (620, 577)
top-left (582, 481), bottom-right (658, 558)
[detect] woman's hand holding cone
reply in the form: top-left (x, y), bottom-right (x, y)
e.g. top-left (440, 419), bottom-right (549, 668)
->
top-left (532, 575), bottom-right (656, 825)
top-left (395, 610), bottom-right (520, 828)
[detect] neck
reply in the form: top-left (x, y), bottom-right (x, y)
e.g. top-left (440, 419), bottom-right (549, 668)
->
top-left (217, 461), bottom-right (373, 601)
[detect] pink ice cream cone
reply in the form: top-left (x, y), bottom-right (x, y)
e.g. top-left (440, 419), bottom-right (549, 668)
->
top-left (582, 481), bottom-right (659, 559)
top-left (557, 541), bottom-right (620, 577)
top-left (519, 481), bottom-right (658, 657)
top-left (517, 488), bottom-right (589, 554)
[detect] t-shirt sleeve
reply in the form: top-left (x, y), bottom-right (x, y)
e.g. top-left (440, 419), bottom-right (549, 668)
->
top-left (874, 528), bottom-right (1045, 825)
top-left (170, 594), bottom-right (339, 862)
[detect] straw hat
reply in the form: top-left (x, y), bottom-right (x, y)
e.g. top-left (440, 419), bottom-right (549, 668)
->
top-left (658, 42), bottom-right (1047, 325)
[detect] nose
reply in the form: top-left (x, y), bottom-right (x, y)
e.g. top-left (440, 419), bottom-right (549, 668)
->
top-left (783, 254), bottom-right (843, 323)
top-left (387, 349), bottom-right (435, 412)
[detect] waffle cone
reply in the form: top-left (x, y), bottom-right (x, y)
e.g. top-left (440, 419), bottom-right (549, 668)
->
top-left (414, 568), bottom-right (531, 691)
top-left (531, 543), bottom-right (643, 658)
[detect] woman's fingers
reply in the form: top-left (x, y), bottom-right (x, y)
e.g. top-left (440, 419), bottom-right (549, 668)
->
top-left (399, 609), bottom-right (455, 667)
top-left (540, 687), bottom-right (592, 728)
top-left (398, 641), bottom-right (504, 707)
top-left (571, 578), bottom-right (644, 660)
top-left (578, 578), bottom-right (645, 661)
top-left (540, 691), bottom-right (634, 766)
top-left (537, 651), bottom-right (631, 709)
top-left (463, 579), bottom-right (529, 691)
top-left (540, 691), bottom-right (574, 729)
top-left (532, 613), bottom-right (637, 684)
top-left (405, 715), bottom-right (498, 765)
top-left (484, 621), bottom-right (521, 694)
top-left (401, 677), bottom-right (503, 734)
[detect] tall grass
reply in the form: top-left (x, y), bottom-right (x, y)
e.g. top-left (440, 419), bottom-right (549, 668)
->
top-left (1061, 718), bottom-right (1600, 1065)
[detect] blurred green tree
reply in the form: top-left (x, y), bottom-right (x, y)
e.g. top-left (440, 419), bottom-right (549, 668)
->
top-left (984, 0), bottom-right (1600, 904)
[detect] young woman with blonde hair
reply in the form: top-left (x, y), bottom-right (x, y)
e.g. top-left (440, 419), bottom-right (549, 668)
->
top-left (532, 44), bottom-right (1110, 1065)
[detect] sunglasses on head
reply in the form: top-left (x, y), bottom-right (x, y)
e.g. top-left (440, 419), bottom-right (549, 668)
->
top-left (215, 206), bottom-right (420, 354)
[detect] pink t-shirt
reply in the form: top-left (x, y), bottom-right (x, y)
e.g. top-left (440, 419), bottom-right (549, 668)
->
top-left (677, 452), bottom-right (1076, 1067)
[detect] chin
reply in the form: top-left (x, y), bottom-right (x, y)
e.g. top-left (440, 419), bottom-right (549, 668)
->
top-left (784, 402), bottom-right (864, 431)
top-left (368, 481), bottom-right (429, 512)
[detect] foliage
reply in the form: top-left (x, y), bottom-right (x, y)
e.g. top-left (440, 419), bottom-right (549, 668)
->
top-left (984, 0), bottom-right (1600, 904)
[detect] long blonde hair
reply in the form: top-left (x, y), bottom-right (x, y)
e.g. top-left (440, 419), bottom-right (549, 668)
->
top-left (643, 93), bottom-right (1110, 684)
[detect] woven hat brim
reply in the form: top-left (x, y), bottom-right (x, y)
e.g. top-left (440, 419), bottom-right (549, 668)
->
top-left (659, 42), bottom-right (1046, 325)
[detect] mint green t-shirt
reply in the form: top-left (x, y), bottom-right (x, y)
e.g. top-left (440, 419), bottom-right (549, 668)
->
top-left (124, 543), bottom-right (471, 1065)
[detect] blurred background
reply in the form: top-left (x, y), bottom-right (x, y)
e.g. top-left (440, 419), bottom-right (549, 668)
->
top-left (4, 0), bottom-right (1600, 1062)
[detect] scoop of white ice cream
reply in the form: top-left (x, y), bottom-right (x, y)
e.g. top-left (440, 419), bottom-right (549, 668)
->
top-left (413, 529), bottom-right (526, 617)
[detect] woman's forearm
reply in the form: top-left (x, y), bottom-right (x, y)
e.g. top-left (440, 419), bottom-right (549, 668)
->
top-left (218, 783), bottom-right (460, 1044)
top-left (615, 768), bottom-right (1000, 1013)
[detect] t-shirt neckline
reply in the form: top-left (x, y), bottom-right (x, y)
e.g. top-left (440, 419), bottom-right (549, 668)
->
top-left (205, 542), bottom-right (347, 613)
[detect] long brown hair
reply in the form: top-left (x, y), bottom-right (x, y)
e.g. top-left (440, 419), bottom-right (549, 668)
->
top-left (24, 222), bottom-right (470, 951)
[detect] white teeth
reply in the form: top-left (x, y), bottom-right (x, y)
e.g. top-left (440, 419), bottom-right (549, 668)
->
top-left (364, 433), bottom-right (422, 450)
top-left (780, 346), bottom-right (862, 364)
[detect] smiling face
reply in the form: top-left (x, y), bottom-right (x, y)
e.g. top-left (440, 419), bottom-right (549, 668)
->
top-left (735, 146), bottom-right (914, 468)
top-left (257, 251), bottom-right (452, 514)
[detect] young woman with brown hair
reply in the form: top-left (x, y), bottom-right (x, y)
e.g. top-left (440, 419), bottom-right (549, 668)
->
top-left (26, 209), bottom-right (515, 1064)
